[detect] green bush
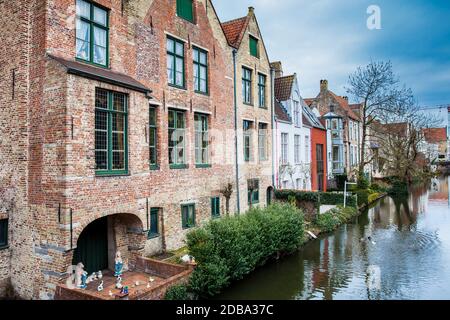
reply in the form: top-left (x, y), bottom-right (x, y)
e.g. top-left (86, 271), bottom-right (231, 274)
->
top-left (314, 211), bottom-right (341, 232)
top-left (164, 284), bottom-right (190, 300)
top-left (368, 193), bottom-right (381, 204)
top-left (274, 190), bottom-right (357, 208)
top-left (388, 179), bottom-right (408, 196)
top-left (357, 175), bottom-right (370, 189)
top-left (186, 203), bottom-right (304, 297)
top-left (355, 190), bottom-right (370, 207)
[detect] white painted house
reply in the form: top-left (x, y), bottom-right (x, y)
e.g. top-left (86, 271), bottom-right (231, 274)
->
top-left (271, 63), bottom-right (312, 190)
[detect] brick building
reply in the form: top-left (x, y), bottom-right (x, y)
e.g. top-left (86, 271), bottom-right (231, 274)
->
top-left (221, 7), bottom-right (274, 211)
top-left (0, 0), bottom-right (274, 300)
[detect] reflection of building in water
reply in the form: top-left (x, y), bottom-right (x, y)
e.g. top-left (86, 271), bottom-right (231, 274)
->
top-left (429, 177), bottom-right (449, 203)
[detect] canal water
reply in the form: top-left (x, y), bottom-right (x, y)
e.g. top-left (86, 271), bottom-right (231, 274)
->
top-left (216, 176), bottom-right (450, 300)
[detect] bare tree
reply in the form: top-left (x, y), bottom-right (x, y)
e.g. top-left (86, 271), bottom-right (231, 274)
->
top-left (346, 61), bottom-right (414, 182)
top-left (219, 182), bottom-right (233, 216)
top-left (279, 163), bottom-right (298, 188)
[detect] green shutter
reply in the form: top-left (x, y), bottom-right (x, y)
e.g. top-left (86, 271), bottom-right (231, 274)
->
top-left (177, 0), bottom-right (194, 22)
top-left (249, 36), bottom-right (259, 57)
top-left (0, 219), bottom-right (8, 247)
top-left (149, 208), bottom-right (159, 238)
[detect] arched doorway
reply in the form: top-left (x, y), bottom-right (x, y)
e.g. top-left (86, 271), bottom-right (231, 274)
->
top-left (72, 216), bottom-right (108, 274)
top-left (267, 186), bottom-right (274, 206)
top-left (72, 213), bottom-right (146, 275)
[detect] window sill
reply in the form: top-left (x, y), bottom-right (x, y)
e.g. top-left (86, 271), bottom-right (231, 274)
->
top-left (212, 215), bottom-right (221, 220)
top-left (194, 90), bottom-right (209, 96)
top-left (243, 102), bottom-right (254, 107)
top-left (150, 165), bottom-right (160, 171)
top-left (176, 15), bottom-right (196, 25)
top-left (75, 57), bottom-right (109, 69)
top-left (147, 233), bottom-right (160, 240)
top-left (196, 164), bottom-right (212, 169)
top-left (0, 245), bottom-right (9, 251)
top-left (95, 170), bottom-right (130, 177)
top-left (259, 106), bottom-right (268, 110)
top-left (170, 164), bottom-right (189, 170)
top-left (168, 84), bottom-right (187, 91)
top-left (182, 225), bottom-right (196, 230)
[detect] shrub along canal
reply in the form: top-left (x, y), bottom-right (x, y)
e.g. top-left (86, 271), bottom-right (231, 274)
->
top-left (215, 176), bottom-right (450, 300)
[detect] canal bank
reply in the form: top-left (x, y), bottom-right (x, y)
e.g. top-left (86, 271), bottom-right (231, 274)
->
top-left (215, 176), bottom-right (450, 300)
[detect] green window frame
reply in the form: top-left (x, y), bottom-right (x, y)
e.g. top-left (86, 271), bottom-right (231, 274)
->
top-left (242, 67), bottom-right (252, 105)
top-left (148, 208), bottom-right (159, 239)
top-left (258, 123), bottom-right (268, 161)
top-left (167, 37), bottom-right (185, 88)
top-left (149, 106), bottom-right (158, 169)
top-left (258, 74), bottom-right (266, 108)
top-left (176, 0), bottom-right (194, 23)
top-left (247, 179), bottom-right (260, 205)
top-left (195, 113), bottom-right (209, 166)
top-left (168, 109), bottom-right (186, 169)
top-left (75, 0), bottom-right (109, 67)
top-left (193, 47), bottom-right (208, 94)
top-left (243, 120), bottom-right (253, 162)
top-left (95, 88), bottom-right (128, 175)
top-left (249, 35), bottom-right (259, 58)
top-left (211, 197), bottom-right (220, 218)
top-left (0, 219), bottom-right (8, 248)
top-left (181, 204), bottom-right (196, 229)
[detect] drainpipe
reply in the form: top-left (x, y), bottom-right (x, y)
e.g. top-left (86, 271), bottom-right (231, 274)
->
top-left (270, 67), bottom-right (276, 188)
top-left (233, 49), bottom-right (241, 215)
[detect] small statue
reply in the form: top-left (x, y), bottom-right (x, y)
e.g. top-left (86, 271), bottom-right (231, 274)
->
top-left (97, 271), bottom-right (103, 280)
top-left (114, 251), bottom-right (123, 277)
top-left (121, 286), bottom-right (129, 295)
top-left (97, 281), bottom-right (104, 292)
top-left (91, 272), bottom-right (97, 281)
top-left (116, 276), bottom-right (123, 289)
top-left (149, 277), bottom-right (155, 283)
top-left (75, 263), bottom-right (88, 289)
top-left (108, 290), bottom-right (113, 297)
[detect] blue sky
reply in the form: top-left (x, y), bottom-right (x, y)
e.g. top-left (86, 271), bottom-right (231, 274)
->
top-left (213, 0), bottom-right (450, 106)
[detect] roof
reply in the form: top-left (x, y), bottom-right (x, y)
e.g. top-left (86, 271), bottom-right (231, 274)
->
top-left (329, 92), bottom-right (360, 121)
top-left (275, 100), bottom-right (291, 123)
top-left (221, 16), bottom-right (249, 48)
top-left (274, 75), bottom-right (295, 102)
top-left (48, 55), bottom-right (152, 95)
top-left (423, 128), bottom-right (447, 143)
top-left (303, 98), bottom-right (315, 106)
top-left (303, 105), bottom-right (325, 130)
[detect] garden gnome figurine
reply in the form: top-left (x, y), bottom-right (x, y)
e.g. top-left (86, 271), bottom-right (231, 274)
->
top-left (114, 251), bottom-right (123, 277)
top-left (97, 271), bottom-right (103, 280)
top-left (116, 276), bottom-right (123, 289)
top-left (75, 263), bottom-right (88, 289)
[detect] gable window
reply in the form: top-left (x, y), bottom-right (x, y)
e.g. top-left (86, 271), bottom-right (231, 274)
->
top-left (293, 101), bottom-right (300, 126)
top-left (76, 0), bottom-right (109, 67)
top-left (148, 208), bottom-right (159, 239)
top-left (281, 133), bottom-right (289, 165)
top-left (181, 204), bottom-right (196, 229)
top-left (193, 47), bottom-right (208, 94)
top-left (249, 35), bottom-right (259, 58)
top-left (211, 197), bottom-right (220, 218)
top-left (258, 123), bottom-right (268, 161)
top-left (167, 37), bottom-right (185, 88)
top-left (248, 179), bottom-right (260, 205)
top-left (305, 135), bottom-right (310, 163)
top-left (294, 135), bottom-right (301, 164)
top-left (168, 109), bottom-right (186, 169)
top-left (176, 0), bottom-right (194, 23)
top-left (0, 219), bottom-right (8, 248)
top-left (195, 113), bottom-right (209, 166)
top-left (258, 74), bottom-right (266, 108)
top-left (349, 121), bottom-right (353, 140)
top-left (242, 67), bottom-right (252, 105)
top-left (149, 106), bottom-right (158, 169)
top-left (243, 120), bottom-right (253, 162)
top-left (95, 88), bottom-right (128, 175)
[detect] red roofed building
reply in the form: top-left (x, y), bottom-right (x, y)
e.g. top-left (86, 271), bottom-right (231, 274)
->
top-left (422, 128), bottom-right (448, 161)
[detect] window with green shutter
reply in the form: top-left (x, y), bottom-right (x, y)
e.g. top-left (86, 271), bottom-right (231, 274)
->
top-left (0, 219), bottom-right (8, 248)
top-left (149, 106), bottom-right (158, 169)
top-left (168, 109), bottom-right (186, 169)
top-left (249, 35), bottom-right (259, 58)
top-left (176, 0), bottom-right (194, 23)
top-left (242, 67), bottom-right (252, 105)
top-left (211, 197), bottom-right (220, 218)
top-left (247, 179), bottom-right (260, 205)
top-left (75, 0), bottom-right (109, 67)
top-left (243, 120), bottom-right (253, 162)
top-left (182, 204), bottom-right (196, 229)
top-left (167, 37), bottom-right (185, 88)
top-left (258, 73), bottom-right (266, 108)
top-left (195, 113), bottom-right (209, 166)
top-left (148, 208), bottom-right (159, 239)
top-left (95, 88), bottom-right (128, 175)
top-left (193, 47), bottom-right (208, 94)
top-left (258, 123), bottom-right (268, 161)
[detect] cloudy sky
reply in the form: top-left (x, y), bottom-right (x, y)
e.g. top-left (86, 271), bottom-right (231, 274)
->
top-left (213, 0), bottom-right (450, 106)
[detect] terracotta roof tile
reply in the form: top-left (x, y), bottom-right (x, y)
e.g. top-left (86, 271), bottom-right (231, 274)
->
top-left (221, 16), bottom-right (249, 48)
top-left (274, 75), bottom-right (295, 102)
top-left (330, 92), bottom-right (360, 121)
top-left (275, 100), bottom-right (291, 123)
top-left (423, 128), bottom-right (447, 143)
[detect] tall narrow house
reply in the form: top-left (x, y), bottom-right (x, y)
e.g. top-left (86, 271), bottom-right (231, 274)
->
top-left (222, 7), bottom-right (274, 211)
top-left (0, 0), bottom-right (235, 299)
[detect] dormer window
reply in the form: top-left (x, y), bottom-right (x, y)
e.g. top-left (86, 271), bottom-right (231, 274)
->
top-left (177, 0), bottom-right (194, 23)
top-left (76, 0), bottom-right (109, 67)
top-left (249, 35), bottom-right (259, 58)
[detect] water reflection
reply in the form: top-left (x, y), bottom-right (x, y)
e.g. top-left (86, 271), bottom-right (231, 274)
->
top-left (216, 176), bottom-right (450, 300)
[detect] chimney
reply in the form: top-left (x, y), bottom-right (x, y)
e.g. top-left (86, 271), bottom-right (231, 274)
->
top-left (248, 6), bottom-right (255, 14)
top-left (320, 79), bottom-right (328, 93)
top-left (271, 61), bottom-right (283, 78)
top-left (342, 96), bottom-right (348, 101)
